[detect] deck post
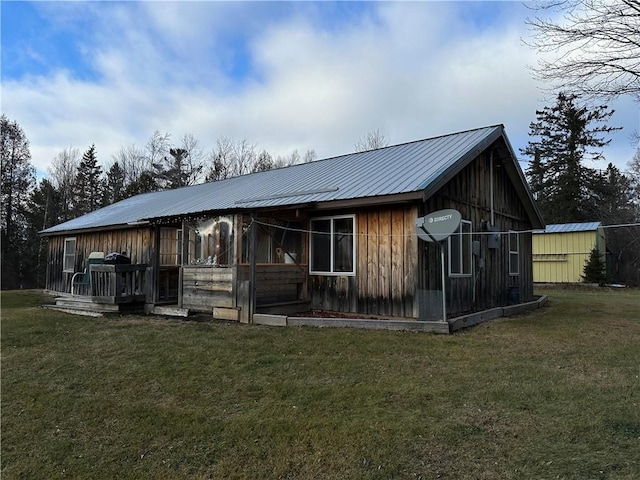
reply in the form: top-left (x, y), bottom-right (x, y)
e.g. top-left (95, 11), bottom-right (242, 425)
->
top-left (249, 213), bottom-right (257, 323)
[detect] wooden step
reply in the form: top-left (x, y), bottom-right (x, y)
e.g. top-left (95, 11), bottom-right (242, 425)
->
top-left (149, 305), bottom-right (190, 317)
top-left (54, 298), bottom-right (121, 313)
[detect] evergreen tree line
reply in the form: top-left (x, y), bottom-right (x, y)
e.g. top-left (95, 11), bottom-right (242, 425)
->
top-left (520, 93), bottom-right (640, 286)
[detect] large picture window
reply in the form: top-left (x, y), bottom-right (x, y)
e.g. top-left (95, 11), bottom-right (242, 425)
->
top-left (63, 237), bottom-right (76, 272)
top-left (509, 231), bottom-right (519, 275)
top-left (310, 215), bottom-right (355, 275)
top-left (448, 220), bottom-right (472, 276)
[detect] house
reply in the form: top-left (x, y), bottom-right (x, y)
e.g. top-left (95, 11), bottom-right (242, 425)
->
top-left (41, 125), bottom-right (544, 329)
top-left (532, 222), bottom-right (606, 283)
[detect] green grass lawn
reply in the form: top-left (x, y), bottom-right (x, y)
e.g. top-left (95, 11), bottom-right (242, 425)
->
top-left (2, 288), bottom-right (639, 479)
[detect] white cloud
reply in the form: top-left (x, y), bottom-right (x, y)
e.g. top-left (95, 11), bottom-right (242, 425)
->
top-left (2, 1), bottom-right (636, 179)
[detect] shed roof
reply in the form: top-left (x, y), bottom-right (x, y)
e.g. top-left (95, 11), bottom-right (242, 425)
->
top-left (41, 124), bottom-right (543, 235)
top-left (535, 222), bottom-right (602, 234)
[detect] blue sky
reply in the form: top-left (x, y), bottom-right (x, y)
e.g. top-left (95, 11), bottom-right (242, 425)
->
top-left (2, 1), bottom-right (638, 178)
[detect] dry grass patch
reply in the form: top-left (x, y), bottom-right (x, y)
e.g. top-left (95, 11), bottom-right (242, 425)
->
top-left (2, 288), bottom-right (639, 479)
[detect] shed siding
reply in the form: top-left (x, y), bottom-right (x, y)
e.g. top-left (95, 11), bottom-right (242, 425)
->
top-left (533, 230), bottom-right (600, 283)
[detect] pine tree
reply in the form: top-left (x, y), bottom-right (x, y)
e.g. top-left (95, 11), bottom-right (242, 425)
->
top-left (24, 179), bottom-right (64, 287)
top-left (582, 246), bottom-right (607, 286)
top-left (521, 92), bottom-right (620, 223)
top-left (152, 147), bottom-right (201, 190)
top-left (73, 144), bottom-right (103, 216)
top-left (252, 150), bottom-right (275, 172)
top-left (103, 161), bottom-right (126, 205)
top-left (124, 171), bottom-right (158, 197)
top-left (590, 162), bottom-right (640, 286)
top-left (1, 115), bottom-right (36, 288)
top-left (590, 163), bottom-right (636, 222)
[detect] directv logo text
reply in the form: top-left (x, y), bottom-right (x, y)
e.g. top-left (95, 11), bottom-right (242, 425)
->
top-left (429, 214), bottom-right (453, 223)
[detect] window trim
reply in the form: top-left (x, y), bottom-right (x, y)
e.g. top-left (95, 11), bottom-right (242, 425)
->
top-left (448, 220), bottom-right (472, 277)
top-left (309, 214), bottom-right (356, 276)
top-left (63, 237), bottom-right (77, 273)
top-left (509, 230), bottom-right (520, 276)
top-left (159, 227), bottom-right (182, 266)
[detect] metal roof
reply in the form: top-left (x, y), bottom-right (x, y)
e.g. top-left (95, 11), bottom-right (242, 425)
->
top-left (42, 124), bottom-right (542, 235)
top-left (536, 222), bottom-right (602, 234)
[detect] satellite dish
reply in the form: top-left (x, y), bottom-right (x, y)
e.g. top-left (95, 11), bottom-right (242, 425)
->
top-left (415, 209), bottom-right (462, 243)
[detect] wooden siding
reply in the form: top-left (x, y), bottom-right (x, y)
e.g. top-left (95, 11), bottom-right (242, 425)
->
top-left (422, 146), bottom-right (535, 316)
top-left (237, 264), bottom-right (307, 306)
top-left (182, 266), bottom-right (234, 312)
top-left (310, 205), bottom-right (419, 318)
top-left (46, 227), bottom-right (155, 297)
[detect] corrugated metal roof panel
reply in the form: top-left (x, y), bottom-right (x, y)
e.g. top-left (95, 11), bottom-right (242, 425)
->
top-left (42, 125), bottom-right (525, 234)
top-left (538, 222), bottom-right (602, 234)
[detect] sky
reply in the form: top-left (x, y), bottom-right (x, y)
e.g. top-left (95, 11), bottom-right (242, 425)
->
top-left (2, 1), bottom-right (638, 180)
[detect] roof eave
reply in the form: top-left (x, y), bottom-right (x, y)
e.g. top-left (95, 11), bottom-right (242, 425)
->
top-left (40, 222), bottom-right (151, 237)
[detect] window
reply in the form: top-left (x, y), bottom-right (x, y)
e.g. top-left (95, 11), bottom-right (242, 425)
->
top-left (185, 217), bottom-right (233, 265)
top-left (241, 216), bottom-right (305, 264)
top-left (160, 228), bottom-right (182, 265)
top-left (509, 231), bottom-right (519, 275)
top-left (310, 215), bottom-right (355, 275)
top-left (448, 220), bottom-right (472, 276)
top-left (63, 237), bottom-right (76, 272)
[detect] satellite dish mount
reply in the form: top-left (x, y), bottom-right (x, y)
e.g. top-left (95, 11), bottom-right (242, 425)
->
top-left (415, 209), bottom-right (462, 322)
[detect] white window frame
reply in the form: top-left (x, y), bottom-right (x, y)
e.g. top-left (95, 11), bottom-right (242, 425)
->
top-left (309, 215), bottom-right (356, 276)
top-left (63, 237), bottom-right (77, 273)
top-left (448, 220), bottom-right (472, 277)
top-left (509, 230), bottom-right (520, 275)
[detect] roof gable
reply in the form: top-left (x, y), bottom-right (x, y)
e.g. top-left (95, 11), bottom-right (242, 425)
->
top-left (41, 125), bottom-right (543, 235)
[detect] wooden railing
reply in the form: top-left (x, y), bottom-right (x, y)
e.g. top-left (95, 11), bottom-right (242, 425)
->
top-left (89, 264), bottom-right (148, 304)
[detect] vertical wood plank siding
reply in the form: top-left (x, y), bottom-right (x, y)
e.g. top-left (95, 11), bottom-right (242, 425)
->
top-left (309, 146), bottom-right (535, 319)
top-left (422, 149), bottom-right (535, 314)
top-left (46, 227), bottom-right (155, 297)
top-left (311, 205), bottom-right (419, 318)
top-left (237, 264), bottom-right (307, 306)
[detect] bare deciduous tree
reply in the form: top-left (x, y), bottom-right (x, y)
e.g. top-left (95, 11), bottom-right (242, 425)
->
top-left (178, 133), bottom-right (205, 185)
top-left (205, 136), bottom-right (234, 181)
top-left (110, 144), bottom-right (146, 187)
top-left (231, 139), bottom-right (257, 177)
top-left (354, 129), bottom-right (389, 152)
top-left (205, 137), bottom-right (256, 180)
top-left (48, 146), bottom-right (80, 221)
top-left (526, 0), bottom-right (640, 101)
top-left (145, 130), bottom-right (171, 167)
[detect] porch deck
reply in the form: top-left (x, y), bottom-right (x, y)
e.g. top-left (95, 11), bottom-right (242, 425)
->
top-left (49, 264), bottom-right (149, 315)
